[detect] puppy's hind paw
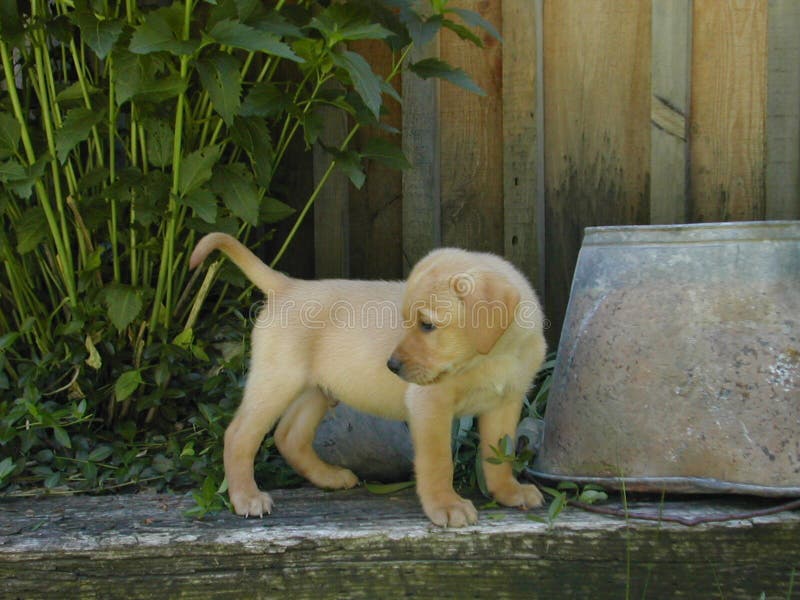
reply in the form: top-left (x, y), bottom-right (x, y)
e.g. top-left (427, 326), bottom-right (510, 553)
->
top-left (307, 465), bottom-right (359, 490)
top-left (231, 490), bottom-right (274, 518)
top-left (423, 496), bottom-right (478, 528)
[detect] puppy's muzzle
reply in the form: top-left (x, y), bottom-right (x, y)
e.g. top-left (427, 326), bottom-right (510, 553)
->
top-left (386, 355), bottom-right (403, 376)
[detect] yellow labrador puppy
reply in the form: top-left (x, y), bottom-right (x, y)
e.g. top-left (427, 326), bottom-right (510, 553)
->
top-left (190, 233), bottom-right (547, 527)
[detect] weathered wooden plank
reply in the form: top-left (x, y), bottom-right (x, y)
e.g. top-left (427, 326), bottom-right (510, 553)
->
top-left (502, 0), bottom-right (540, 289)
top-left (349, 40), bottom-right (404, 280)
top-left (543, 0), bottom-right (651, 345)
top-left (440, 0), bottom-right (504, 254)
top-left (766, 0), bottom-right (800, 220)
top-left (1, 489), bottom-right (799, 598)
top-left (690, 0), bottom-right (767, 222)
top-left (402, 37), bottom-right (441, 275)
top-left (313, 97), bottom-right (351, 278)
top-left (650, 0), bottom-right (692, 225)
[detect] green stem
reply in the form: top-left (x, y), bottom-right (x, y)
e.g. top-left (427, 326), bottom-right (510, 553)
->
top-left (1, 39), bottom-right (78, 308)
top-left (270, 124), bottom-right (360, 268)
top-left (69, 39), bottom-right (104, 167)
top-left (271, 44), bottom-right (411, 268)
top-left (151, 0), bottom-right (193, 338)
top-left (108, 56), bottom-right (121, 282)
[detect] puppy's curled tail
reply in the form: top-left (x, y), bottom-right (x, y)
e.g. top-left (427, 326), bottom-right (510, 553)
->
top-left (190, 232), bottom-right (289, 294)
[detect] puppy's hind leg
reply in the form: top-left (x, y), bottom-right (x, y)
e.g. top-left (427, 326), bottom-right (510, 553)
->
top-left (274, 388), bottom-right (359, 490)
top-left (225, 371), bottom-right (303, 518)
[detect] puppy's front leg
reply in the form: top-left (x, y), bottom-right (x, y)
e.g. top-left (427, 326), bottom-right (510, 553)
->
top-left (406, 386), bottom-right (478, 528)
top-left (478, 397), bottom-right (543, 509)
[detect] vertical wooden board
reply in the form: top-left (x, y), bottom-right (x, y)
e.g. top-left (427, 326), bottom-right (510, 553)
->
top-left (349, 40), bottom-right (404, 280)
top-left (313, 101), bottom-right (350, 278)
top-left (690, 0), bottom-right (767, 222)
top-left (766, 0), bottom-right (800, 220)
top-left (439, 0), bottom-right (503, 254)
top-left (402, 38), bottom-right (441, 275)
top-left (503, 0), bottom-right (540, 287)
top-left (650, 0), bottom-right (692, 225)
top-left (266, 134), bottom-right (315, 279)
top-left (543, 0), bottom-right (651, 345)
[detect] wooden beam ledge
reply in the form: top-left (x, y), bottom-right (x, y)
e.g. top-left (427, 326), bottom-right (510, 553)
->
top-left (1, 487), bottom-right (798, 598)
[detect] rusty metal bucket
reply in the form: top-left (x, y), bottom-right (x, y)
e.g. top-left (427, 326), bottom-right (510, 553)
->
top-left (530, 221), bottom-right (800, 496)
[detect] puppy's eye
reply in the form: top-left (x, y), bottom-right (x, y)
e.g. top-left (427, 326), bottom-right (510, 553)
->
top-left (419, 320), bottom-right (436, 332)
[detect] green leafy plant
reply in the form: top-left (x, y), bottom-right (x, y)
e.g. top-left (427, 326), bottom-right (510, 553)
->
top-left (527, 482), bottom-right (609, 528)
top-left (0, 0), bottom-right (495, 499)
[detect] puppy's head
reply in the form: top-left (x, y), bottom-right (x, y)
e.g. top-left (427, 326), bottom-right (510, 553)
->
top-left (387, 250), bottom-right (520, 385)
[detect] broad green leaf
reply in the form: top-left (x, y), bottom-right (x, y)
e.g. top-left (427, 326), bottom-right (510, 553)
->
top-left (260, 197), bottom-right (294, 224)
top-left (3, 155), bottom-right (48, 199)
top-left (84, 335), bottom-right (102, 370)
top-left (144, 118), bottom-right (174, 168)
top-left (178, 145), bottom-right (222, 196)
top-left (250, 10), bottom-right (303, 38)
top-left (181, 188), bottom-right (218, 223)
top-left (172, 327), bottom-right (193, 349)
top-left (45, 471), bottom-right (63, 488)
top-left (15, 206), bottom-right (47, 254)
top-left (234, 0), bottom-right (259, 22)
top-left (240, 83), bottom-right (290, 118)
top-left (526, 514), bottom-right (548, 524)
top-left (129, 5), bottom-right (198, 55)
top-left (301, 111), bottom-right (323, 147)
top-left (133, 171), bottom-right (171, 227)
top-left (88, 445), bottom-right (113, 463)
top-left (364, 481), bottom-right (415, 494)
top-left (208, 19), bottom-right (302, 62)
top-left (212, 164), bottom-right (259, 225)
top-left (442, 18), bottom-right (483, 47)
top-left (71, 12), bottom-right (125, 58)
top-left (0, 112), bottom-right (20, 159)
top-left (331, 50), bottom-right (382, 119)
top-left (548, 492), bottom-right (567, 522)
top-left (0, 457), bottom-right (14, 482)
top-left (362, 137), bottom-right (410, 170)
top-left (332, 150), bottom-right (365, 189)
top-left (114, 50), bottom-right (187, 105)
top-left (230, 116), bottom-right (274, 187)
top-left (380, 79), bottom-right (402, 104)
top-left (311, 4), bottom-right (394, 46)
top-left (578, 489), bottom-right (608, 505)
top-left (196, 52), bottom-right (242, 126)
top-left (55, 107), bottom-right (107, 164)
top-left (53, 426), bottom-right (72, 449)
top-left (400, 12), bottom-right (442, 47)
top-left (0, 160), bottom-right (26, 184)
top-left (56, 81), bottom-right (101, 102)
top-left (115, 369), bottom-right (143, 402)
top-left (0, 332), bottom-right (20, 352)
top-left (0, 1), bottom-right (23, 42)
top-left (103, 284), bottom-right (143, 331)
top-left (409, 58), bottom-right (485, 96)
top-left (447, 7), bottom-right (502, 43)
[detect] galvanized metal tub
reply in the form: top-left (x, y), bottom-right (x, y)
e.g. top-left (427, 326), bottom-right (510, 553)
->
top-left (530, 221), bottom-right (800, 496)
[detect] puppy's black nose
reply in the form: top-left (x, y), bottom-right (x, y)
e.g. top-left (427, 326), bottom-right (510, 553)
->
top-left (387, 356), bottom-right (402, 375)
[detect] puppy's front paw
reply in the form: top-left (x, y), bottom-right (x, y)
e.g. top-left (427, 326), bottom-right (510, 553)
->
top-left (492, 481), bottom-right (544, 509)
top-left (230, 489), bottom-right (274, 518)
top-left (422, 494), bottom-right (478, 528)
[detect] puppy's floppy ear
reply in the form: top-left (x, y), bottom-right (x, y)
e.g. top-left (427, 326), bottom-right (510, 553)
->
top-left (451, 272), bottom-right (520, 354)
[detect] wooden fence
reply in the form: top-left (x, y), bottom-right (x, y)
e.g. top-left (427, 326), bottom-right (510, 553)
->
top-left (273, 0), bottom-right (800, 345)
